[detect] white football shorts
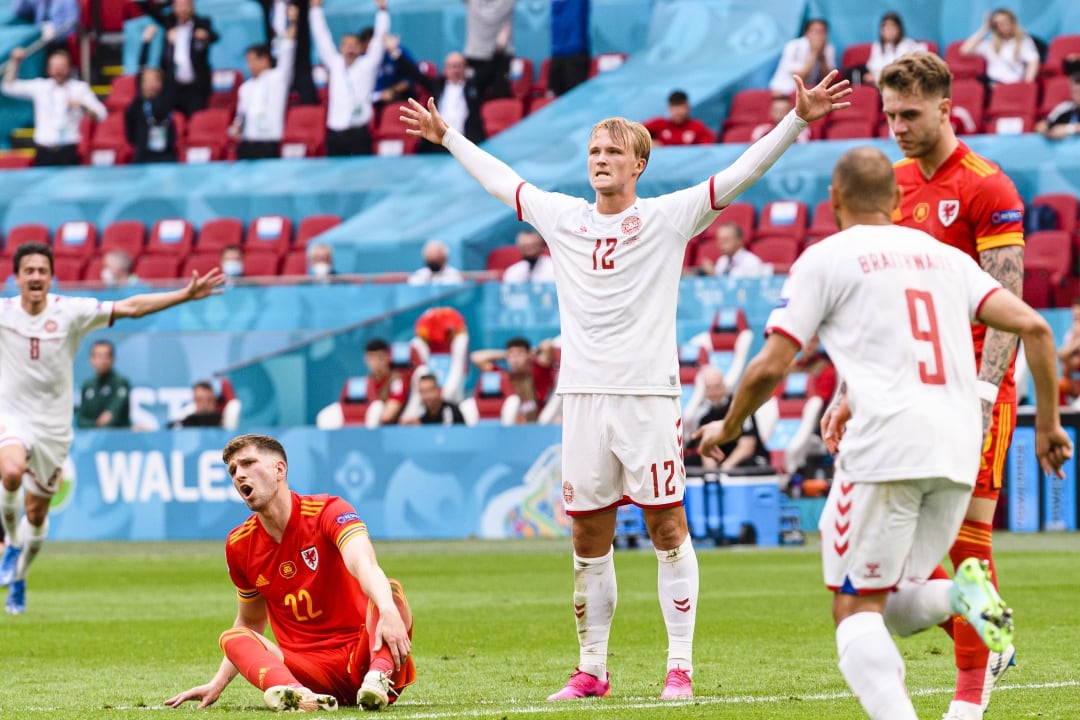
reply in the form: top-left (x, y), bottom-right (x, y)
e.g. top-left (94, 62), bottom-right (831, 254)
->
top-left (0, 415), bottom-right (71, 498)
top-left (819, 477), bottom-right (972, 594)
top-left (560, 394), bottom-right (685, 515)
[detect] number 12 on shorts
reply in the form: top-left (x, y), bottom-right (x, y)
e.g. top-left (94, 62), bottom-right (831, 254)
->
top-left (651, 460), bottom-right (677, 498)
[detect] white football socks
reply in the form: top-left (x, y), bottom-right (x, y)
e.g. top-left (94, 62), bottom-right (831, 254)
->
top-left (656, 535), bottom-right (698, 673)
top-left (884, 579), bottom-right (954, 637)
top-left (836, 611), bottom-right (917, 720)
top-left (573, 547), bottom-right (616, 680)
top-left (1, 489), bottom-right (21, 546)
top-left (15, 516), bottom-right (47, 581)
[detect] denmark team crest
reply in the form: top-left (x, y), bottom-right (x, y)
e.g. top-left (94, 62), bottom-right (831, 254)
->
top-left (938, 200), bottom-right (960, 227)
top-left (301, 546), bottom-right (319, 571)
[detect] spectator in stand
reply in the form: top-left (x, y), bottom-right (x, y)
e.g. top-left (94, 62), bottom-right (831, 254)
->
top-left (100, 251), bottom-right (141, 288)
top-left (173, 380), bottom-right (223, 427)
top-left (364, 338), bottom-right (407, 425)
top-left (128, 25), bottom-right (179, 164)
top-left (706, 222), bottom-right (768, 278)
top-left (770, 18), bottom-right (835, 96)
top-left (76, 341), bottom-right (132, 429)
top-left (1037, 72), bottom-right (1080, 139)
top-left (13, 0), bottom-right (79, 54)
top-left (401, 374), bottom-right (465, 425)
top-left (399, 51), bottom-right (486, 151)
top-left (251, 0), bottom-right (319, 106)
top-left (373, 33), bottom-right (418, 114)
top-left (643, 90), bottom-right (716, 146)
top-left (307, 243), bottom-right (336, 280)
top-left (471, 337), bottom-right (555, 423)
top-left (864, 12), bottom-right (925, 85)
top-left (408, 240), bottom-right (465, 285)
top-left (135, 0), bottom-right (218, 116)
top-left (1, 48), bottom-right (107, 167)
top-left (792, 333), bottom-right (837, 405)
top-left (686, 366), bottom-right (768, 470)
top-left (751, 94), bottom-right (812, 143)
top-left (548, 0), bottom-right (589, 96)
top-left (959, 8), bottom-right (1040, 85)
top-left (230, 22), bottom-right (296, 160)
top-left (220, 245), bottom-right (245, 281)
top-left (309, 0), bottom-right (388, 156)
top-left (502, 229), bottom-right (555, 283)
top-left (464, 0), bottom-right (514, 101)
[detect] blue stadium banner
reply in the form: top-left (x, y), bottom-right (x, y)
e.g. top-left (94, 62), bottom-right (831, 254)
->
top-left (50, 426), bottom-right (566, 542)
top-left (1006, 426), bottom-right (1040, 533)
top-left (1042, 427), bottom-right (1077, 532)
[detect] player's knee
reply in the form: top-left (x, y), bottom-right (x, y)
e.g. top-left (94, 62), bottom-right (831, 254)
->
top-left (23, 504), bottom-right (47, 526)
top-left (644, 513), bottom-right (688, 549)
top-left (0, 461), bottom-right (24, 491)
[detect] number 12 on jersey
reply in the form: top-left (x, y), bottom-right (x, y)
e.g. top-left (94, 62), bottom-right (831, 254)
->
top-left (904, 288), bottom-right (945, 385)
top-left (592, 238), bottom-right (616, 271)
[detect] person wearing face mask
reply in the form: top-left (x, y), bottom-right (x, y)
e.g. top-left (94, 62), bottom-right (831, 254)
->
top-left (100, 251), bottom-right (141, 288)
top-left (502, 229), bottom-right (555, 283)
top-left (220, 244), bottom-right (246, 281)
top-left (407, 240), bottom-right (464, 285)
top-left (306, 242), bottom-right (336, 281)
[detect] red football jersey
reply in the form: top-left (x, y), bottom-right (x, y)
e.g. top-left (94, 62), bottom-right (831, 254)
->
top-left (226, 493), bottom-right (370, 653)
top-left (892, 142), bottom-right (1025, 402)
top-left (642, 117), bottom-right (717, 146)
top-left (368, 373), bottom-right (407, 405)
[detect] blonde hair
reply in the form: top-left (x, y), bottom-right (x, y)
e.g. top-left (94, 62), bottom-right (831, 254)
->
top-left (878, 51), bottom-right (952, 99)
top-left (990, 8), bottom-right (1029, 62)
top-left (589, 117), bottom-right (652, 168)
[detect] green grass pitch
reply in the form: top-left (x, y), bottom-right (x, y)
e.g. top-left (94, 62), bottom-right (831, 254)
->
top-left (1, 532), bottom-right (1078, 719)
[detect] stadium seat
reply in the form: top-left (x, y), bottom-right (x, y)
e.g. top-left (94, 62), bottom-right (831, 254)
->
top-left (481, 98), bottom-right (525, 137)
top-left (485, 245), bottom-right (521, 273)
top-left (296, 214), bottom-right (341, 247)
top-left (53, 221), bottom-right (98, 259)
top-left (0, 153), bottom-right (33, 170)
top-left (823, 118), bottom-right (876, 140)
top-left (81, 255), bottom-right (103, 282)
top-left (5, 223), bottom-right (49, 253)
top-left (508, 56), bottom-right (534, 100)
top-left (181, 108), bottom-right (233, 162)
top-left (720, 123), bottom-right (757, 143)
top-left (984, 81), bottom-right (1038, 134)
top-left (100, 220), bottom-right (147, 257)
top-left (208, 69), bottom-right (243, 113)
top-left (767, 372), bottom-right (825, 474)
top-left (806, 198), bottom-right (838, 244)
top-left (589, 52), bottom-right (628, 77)
top-left (750, 237), bottom-right (799, 274)
top-left (683, 307), bottom-right (752, 387)
top-left (1039, 75), bottom-right (1073, 118)
top-left (678, 342), bottom-right (709, 385)
top-left (472, 369), bottom-right (517, 424)
top-left (1031, 193), bottom-right (1078, 236)
top-left (710, 201), bottom-right (756, 240)
top-left (1042, 34), bottom-right (1080, 77)
top-left (1024, 231), bottom-right (1071, 282)
top-left (724, 88), bottom-right (774, 131)
top-left (134, 253), bottom-right (181, 279)
top-left (87, 113), bottom-right (133, 166)
top-left (528, 94), bottom-right (555, 114)
top-left (840, 42), bottom-right (872, 70)
top-left (1022, 266), bottom-right (1057, 308)
top-left (246, 215), bottom-right (293, 255)
top-left (950, 79), bottom-right (986, 133)
top-left (833, 84), bottom-right (880, 125)
top-left (534, 57), bottom-right (551, 96)
top-left (755, 200), bottom-right (808, 242)
top-left (281, 105), bottom-right (327, 158)
top-left (338, 376), bottom-right (375, 428)
top-left (178, 251), bottom-right (220, 278)
top-left (280, 249), bottom-right (308, 276)
top-left (373, 108), bottom-right (419, 156)
top-left (945, 41), bottom-right (987, 81)
top-left (148, 218), bottom-right (195, 256)
top-left (196, 218), bottom-right (244, 253)
top-left (104, 74), bottom-right (137, 113)
top-left (52, 256), bottom-right (86, 282)
top-left (242, 250), bottom-right (281, 277)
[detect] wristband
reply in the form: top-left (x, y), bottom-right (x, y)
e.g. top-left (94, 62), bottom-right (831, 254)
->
top-left (976, 380), bottom-right (999, 403)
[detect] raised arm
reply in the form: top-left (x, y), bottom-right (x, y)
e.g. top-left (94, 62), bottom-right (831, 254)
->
top-left (2, 47), bottom-right (30, 96)
top-left (308, 1), bottom-right (341, 66)
top-left (711, 71), bottom-right (850, 208)
top-left (960, 15), bottom-right (990, 56)
top-left (340, 533), bottom-right (411, 669)
top-left (400, 97), bottom-right (526, 208)
top-left (112, 269), bottom-right (224, 319)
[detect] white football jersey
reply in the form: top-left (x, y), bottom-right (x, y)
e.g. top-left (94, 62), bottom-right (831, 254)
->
top-left (766, 224), bottom-right (1001, 486)
top-left (518, 181), bottom-right (718, 395)
top-left (0, 294), bottom-right (114, 439)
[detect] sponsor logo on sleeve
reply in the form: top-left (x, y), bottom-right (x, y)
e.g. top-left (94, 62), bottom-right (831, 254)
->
top-left (990, 209), bottom-right (1023, 225)
top-left (336, 512), bottom-right (360, 525)
top-left (774, 298), bottom-right (789, 309)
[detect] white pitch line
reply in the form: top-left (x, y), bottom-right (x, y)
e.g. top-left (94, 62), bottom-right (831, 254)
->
top-left (12, 680), bottom-right (1078, 717)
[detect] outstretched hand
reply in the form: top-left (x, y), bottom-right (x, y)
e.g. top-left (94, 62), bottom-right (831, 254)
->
top-left (164, 682), bottom-right (223, 709)
top-left (793, 69), bottom-right (852, 124)
top-left (400, 97), bottom-right (449, 145)
top-left (185, 268), bottom-right (226, 300)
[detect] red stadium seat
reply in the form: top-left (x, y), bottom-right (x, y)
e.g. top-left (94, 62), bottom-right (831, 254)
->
top-left (833, 84), bottom-right (879, 125)
top-left (0, 153), bottom-right (33, 170)
top-left (486, 245), bottom-right (521, 273)
top-left (840, 42), bottom-right (872, 70)
top-left (806, 198), bottom-right (838, 244)
top-left (134, 253), bottom-right (181, 279)
top-left (724, 89), bottom-right (774, 130)
top-left (1022, 266), bottom-right (1057, 308)
top-left (950, 79), bottom-right (986, 133)
top-left (52, 256), bottom-right (87, 282)
top-left (53, 221), bottom-right (98, 259)
top-left (710, 201), bottom-right (756, 240)
top-left (481, 98), bottom-right (525, 137)
top-left (1038, 75), bottom-right (1073, 118)
top-left (208, 69), bottom-right (243, 114)
top-left (1042, 34), bottom-right (1080, 77)
top-left (372, 109), bottom-right (418, 156)
top-left (295, 214), bottom-right (341, 247)
top-left (984, 81), bottom-right (1038, 134)
top-left (823, 118), bottom-right (876, 140)
top-left (281, 248), bottom-right (308, 276)
top-left (82, 255), bottom-right (103, 282)
top-left (87, 113), bottom-right (133, 166)
top-left (182, 108), bottom-right (233, 162)
top-left (1024, 231), bottom-right (1071, 281)
top-left (281, 105), bottom-right (327, 158)
top-left (720, 123), bottom-right (758, 143)
top-left (508, 56), bottom-right (534, 100)
top-left (246, 215), bottom-right (293, 256)
top-left (243, 250), bottom-right (282, 277)
top-left (197, 218), bottom-right (244, 253)
top-left (678, 342), bottom-right (709, 385)
top-left (473, 369), bottom-right (513, 420)
top-left (533, 57), bottom-right (551, 97)
top-left (339, 377), bottom-right (373, 426)
top-left (148, 218), bottom-right (195, 256)
top-left (100, 220), bottom-right (147, 257)
top-left (588, 52), bottom-right (628, 77)
top-left (755, 200), bottom-right (808, 242)
top-left (945, 41), bottom-right (987, 81)
top-left (104, 74), bottom-right (137, 113)
top-left (1031, 193), bottom-right (1078, 236)
top-left (178, 251), bottom-right (219, 279)
top-left (528, 94), bottom-right (555, 114)
top-left (5, 223), bottom-right (49, 253)
top-left (750, 237), bottom-right (799, 274)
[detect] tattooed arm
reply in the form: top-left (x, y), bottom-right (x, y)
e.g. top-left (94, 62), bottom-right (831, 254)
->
top-left (977, 244), bottom-right (1024, 435)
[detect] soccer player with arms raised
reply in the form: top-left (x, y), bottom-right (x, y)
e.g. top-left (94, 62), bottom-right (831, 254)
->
top-left (166, 434), bottom-right (415, 713)
top-left (401, 70), bottom-right (850, 699)
top-left (0, 243), bottom-right (224, 615)
top-left (824, 52), bottom-right (1027, 719)
top-left (696, 147), bottom-right (1071, 720)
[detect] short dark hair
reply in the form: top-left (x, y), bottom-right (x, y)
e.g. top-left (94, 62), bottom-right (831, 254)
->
top-left (222, 243), bottom-right (243, 255)
top-left (506, 337), bottom-right (531, 351)
top-left (879, 11), bottom-right (905, 41)
top-left (47, 48), bottom-right (72, 63)
top-left (358, 27), bottom-right (374, 43)
top-left (222, 434), bottom-right (287, 467)
top-left (418, 373), bottom-right (439, 385)
top-left (193, 380), bottom-right (215, 394)
top-left (667, 90), bottom-right (689, 105)
top-left (245, 43), bottom-right (272, 60)
top-left (832, 146), bottom-right (897, 215)
top-left (365, 338), bottom-right (390, 353)
top-left (1070, 72), bottom-right (1080, 85)
top-left (91, 339), bottom-right (115, 355)
top-left (14, 242), bottom-right (53, 275)
top-left (802, 18), bottom-right (828, 34)
top-left (718, 222), bottom-right (743, 241)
